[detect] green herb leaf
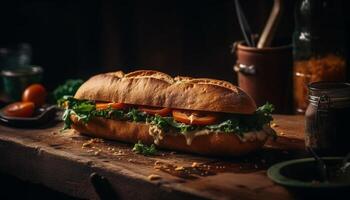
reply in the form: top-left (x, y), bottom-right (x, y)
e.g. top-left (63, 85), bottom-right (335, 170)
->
top-left (132, 141), bottom-right (157, 156)
top-left (61, 97), bottom-right (96, 128)
top-left (126, 108), bottom-right (147, 122)
top-left (150, 115), bottom-right (171, 130)
top-left (62, 109), bottom-right (74, 130)
top-left (149, 115), bottom-right (196, 133)
top-left (165, 118), bottom-right (196, 133)
top-left (53, 79), bottom-right (84, 103)
top-left (206, 119), bottom-right (240, 133)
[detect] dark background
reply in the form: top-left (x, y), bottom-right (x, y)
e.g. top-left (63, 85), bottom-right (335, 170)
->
top-left (0, 0), bottom-right (301, 91)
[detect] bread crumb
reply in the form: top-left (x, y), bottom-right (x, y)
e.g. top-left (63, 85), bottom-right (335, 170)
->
top-left (82, 138), bottom-right (104, 148)
top-left (91, 138), bottom-right (104, 143)
top-left (175, 166), bottom-right (185, 171)
top-left (154, 160), bottom-right (162, 165)
top-left (94, 151), bottom-right (100, 156)
top-left (82, 142), bottom-right (92, 148)
top-left (148, 174), bottom-right (161, 181)
top-left (192, 162), bottom-right (199, 168)
top-left (113, 151), bottom-right (126, 156)
top-left (271, 123), bottom-right (278, 128)
top-left (154, 165), bottom-right (162, 169)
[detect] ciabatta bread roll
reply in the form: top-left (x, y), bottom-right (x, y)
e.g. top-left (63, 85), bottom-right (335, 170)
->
top-left (74, 70), bottom-right (257, 114)
top-left (64, 70), bottom-right (274, 156)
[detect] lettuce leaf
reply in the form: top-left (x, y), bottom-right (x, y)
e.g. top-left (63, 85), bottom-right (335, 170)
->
top-left (132, 141), bottom-right (157, 156)
top-left (62, 97), bottom-right (274, 135)
top-left (53, 79), bottom-right (84, 103)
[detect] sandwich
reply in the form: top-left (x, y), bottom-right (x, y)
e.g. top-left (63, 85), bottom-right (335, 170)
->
top-left (62, 70), bottom-right (275, 156)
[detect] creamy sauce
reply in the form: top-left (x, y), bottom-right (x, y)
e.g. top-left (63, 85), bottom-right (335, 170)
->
top-left (148, 125), bottom-right (164, 145)
top-left (182, 129), bottom-right (213, 145)
top-left (148, 125), bottom-right (272, 146)
top-left (188, 114), bottom-right (195, 124)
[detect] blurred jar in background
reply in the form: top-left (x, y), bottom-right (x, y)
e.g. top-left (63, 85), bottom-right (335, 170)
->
top-left (0, 43), bottom-right (43, 103)
top-left (293, 0), bottom-right (347, 114)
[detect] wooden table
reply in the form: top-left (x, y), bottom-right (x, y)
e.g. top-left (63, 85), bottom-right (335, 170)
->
top-left (0, 115), bottom-right (306, 200)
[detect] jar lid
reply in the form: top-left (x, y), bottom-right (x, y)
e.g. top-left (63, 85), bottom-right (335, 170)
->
top-left (308, 82), bottom-right (350, 106)
top-left (1, 66), bottom-right (43, 77)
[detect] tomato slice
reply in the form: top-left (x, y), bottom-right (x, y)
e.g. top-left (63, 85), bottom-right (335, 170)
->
top-left (3, 102), bottom-right (35, 118)
top-left (95, 102), bottom-right (126, 110)
top-left (172, 110), bottom-right (219, 125)
top-left (139, 106), bottom-right (172, 116)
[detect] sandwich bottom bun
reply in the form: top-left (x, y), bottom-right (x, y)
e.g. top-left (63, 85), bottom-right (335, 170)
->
top-left (71, 115), bottom-right (269, 157)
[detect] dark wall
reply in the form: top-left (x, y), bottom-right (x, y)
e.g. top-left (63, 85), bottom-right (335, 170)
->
top-left (100, 0), bottom-right (295, 81)
top-left (0, 0), bottom-right (102, 89)
top-left (0, 0), bottom-right (339, 90)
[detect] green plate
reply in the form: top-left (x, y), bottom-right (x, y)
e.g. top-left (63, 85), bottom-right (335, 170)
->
top-left (267, 157), bottom-right (350, 189)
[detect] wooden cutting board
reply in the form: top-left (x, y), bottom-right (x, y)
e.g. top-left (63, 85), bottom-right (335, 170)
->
top-left (0, 115), bottom-right (305, 200)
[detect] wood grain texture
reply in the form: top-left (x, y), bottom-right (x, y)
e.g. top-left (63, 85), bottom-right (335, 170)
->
top-left (0, 115), bottom-right (305, 200)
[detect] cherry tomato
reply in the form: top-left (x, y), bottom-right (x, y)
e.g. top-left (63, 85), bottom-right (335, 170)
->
top-left (3, 102), bottom-right (35, 118)
top-left (22, 84), bottom-right (47, 107)
top-left (138, 106), bottom-right (172, 116)
top-left (95, 102), bottom-right (126, 110)
top-left (172, 110), bottom-right (219, 125)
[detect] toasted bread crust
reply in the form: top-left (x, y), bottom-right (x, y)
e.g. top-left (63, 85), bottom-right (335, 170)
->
top-left (74, 70), bottom-right (256, 114)
top-left (71, 116), bottom-right (267, 157)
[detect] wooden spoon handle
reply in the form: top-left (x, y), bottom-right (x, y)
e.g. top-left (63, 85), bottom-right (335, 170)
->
top-left (257, 0), bottom-right (284, 48)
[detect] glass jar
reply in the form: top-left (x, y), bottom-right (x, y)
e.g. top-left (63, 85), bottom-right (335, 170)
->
top-left (305, 82), bottom-right (350, 156)
top-left (293, 0), bottom-right (347, 114)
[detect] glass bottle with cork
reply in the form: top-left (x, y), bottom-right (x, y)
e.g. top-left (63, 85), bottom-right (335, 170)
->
top-left (293, 0), bottom-right (347, 114)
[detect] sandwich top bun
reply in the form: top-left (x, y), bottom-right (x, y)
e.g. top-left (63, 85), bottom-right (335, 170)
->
top-left (74, 70), bottom-right (256, 114)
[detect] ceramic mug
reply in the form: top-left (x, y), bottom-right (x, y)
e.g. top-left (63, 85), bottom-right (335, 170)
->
top-left (234, 41), bottom-right (293, 114)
